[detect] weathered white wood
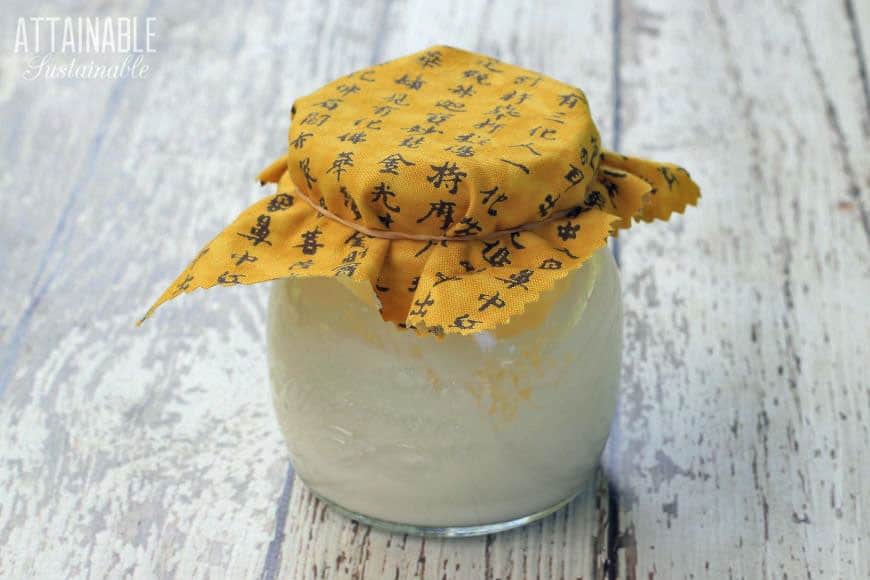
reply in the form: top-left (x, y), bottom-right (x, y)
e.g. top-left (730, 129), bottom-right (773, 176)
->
top-left (0, 0), bottom-right (152, 359)
top-left (2, 0), bottom-right (869, 578)
top-left (277, 477), bottom-right (609, 580)
top-left (608, 1), bottom-right (870, 578)
top-left (0, 0), bottom-right (357, 576)
top-left (0, 0), bottom-right (616, 578)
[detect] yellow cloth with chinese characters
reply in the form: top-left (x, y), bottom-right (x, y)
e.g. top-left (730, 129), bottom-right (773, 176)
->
top-left (142, 46), bottom-right (699, 334)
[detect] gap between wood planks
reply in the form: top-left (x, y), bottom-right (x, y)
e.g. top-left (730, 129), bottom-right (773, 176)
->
top-left (603, 0), bottom-right (624, 579)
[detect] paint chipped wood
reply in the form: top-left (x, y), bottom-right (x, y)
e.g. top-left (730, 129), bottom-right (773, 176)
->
top-left (1, 0), bottom-right (867, 578)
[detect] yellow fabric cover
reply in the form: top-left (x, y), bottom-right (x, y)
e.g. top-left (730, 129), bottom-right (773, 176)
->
top-left (143, 46), bottom-right (699, 334)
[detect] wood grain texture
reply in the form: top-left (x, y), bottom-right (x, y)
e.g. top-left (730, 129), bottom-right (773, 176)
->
top-left (608, 0), bottom-right (870, 578)
top-left (1, 0), bottom-right (867, 579)
top-left (0, 0), bottom-right (323, 576)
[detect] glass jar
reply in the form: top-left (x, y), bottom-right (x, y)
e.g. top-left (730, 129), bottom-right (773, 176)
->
top-left (266, 247), bottom-right (622, 536)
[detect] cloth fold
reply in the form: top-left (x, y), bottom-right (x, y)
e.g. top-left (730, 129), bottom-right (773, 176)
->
top-left (142, 45), bottom-right (699, 334)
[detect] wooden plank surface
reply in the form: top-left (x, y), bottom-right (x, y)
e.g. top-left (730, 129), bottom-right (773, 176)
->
top-left (609, 1), bottom-right (870, 578)
top-left (0, 1), bottom-right (867, 579)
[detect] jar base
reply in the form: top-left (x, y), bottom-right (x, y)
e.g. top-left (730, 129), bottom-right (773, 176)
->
top-left (305, 484), bottom-right (587, 538)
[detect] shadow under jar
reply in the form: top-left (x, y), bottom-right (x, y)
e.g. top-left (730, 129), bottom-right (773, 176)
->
top-left (266, 247), bottom-right (623, 537)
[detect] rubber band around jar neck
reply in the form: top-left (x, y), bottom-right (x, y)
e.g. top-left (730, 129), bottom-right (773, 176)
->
top-left (292, 187), bottom-right (591, 242)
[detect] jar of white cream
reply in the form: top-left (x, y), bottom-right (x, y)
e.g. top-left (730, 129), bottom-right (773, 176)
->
top-left (267, 247), bottom-right (622, 536)
top-left (142, 44), bottom-right (698, 539)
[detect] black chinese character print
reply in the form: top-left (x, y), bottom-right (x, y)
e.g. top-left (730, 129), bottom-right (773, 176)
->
top-left (371, 182), bottom-right (400, 212)
top-left (478, 291), bottom-right (506, 311)
top-left (299, 157), bottom-right (317, 189)
top-left (427, 161), bottom-right (467, 194)
top-left (353, 118), bottom-right (383, 130)
top-left (300, 112), bottom-right (330, 126)
top-left (565, 206), bottom-right (585, 219)
top-left (589, 148), bottom-right (601, 171)
top-left (404, 124), bottom-right (443, 136)
top-left (267, 193), bottom-right (293, 212)
top-left (379, 153), bottom-right (415, 174)
top-left (341, 186), bottom-right (362, 220)
top-left (496, 269), bottom-right (534, 290)
top-left (445, 145), bottom-right (474, 158)
top-left (383, 92), bottom-right (411, 106)
top-left (453, 217), bottom-right (483, 236)
top-left (476, 58), bottom-right (504, 73)
top-left (217, 271), bottom-right (245, 285)
top-left (231, 251), bottom-right (257, 266)
top-left (545, 111), bottom-right (567, 125)
top-left (417, 200), bottom-right (456, 231)
top-left (455, 132), bottom-right (489, 145)
top-left (539, 258), bottom-right (563, 270)
top-left (556, 221), bottom-right (581, 241)
top-left (295, 226), bottom-right (324, 255)
top-left (451, 314), bottom-right (481, 330)
top-left (334, 249), bottom-right (364, 278)
top-left (316, 98), bottom-right (342, 110)
top-left (658, 166), bottom-right (677, 190)
top-left (326, 152), bottom-right (353, 181)
top-left (500, 158), bottom-right (530, 174)
top-left (484, 104), bottom-right (520, 120)
top-left (513, 74), bottom-right (542, 87)
top-left (395, 73), bottom-right (424, 90)
top-left (333, 262), bottom-right (358, 277)
top-left (418, 50), bottom-right (442, 68)
top-left (529, 126), bottom-right (558, 140)
top-left (414, 239), bottom-right (448, 257)
top-left (426, 112), bottom-right (452, 125)
top-left (509, 142), bottom-right (542, 156)
top-left (482, 240), bottom-right (512, 267)
top-left (538, 193), bottom-right (560, 217)
top-left (481, 186), bottom-right (507, 216)
top-left (501, 90), bottom-right (531, 104)
top-left (557, 247), bottom-right (580, 259)
top-left (463, 69), bottom-right (490, 85)
top-left (373, 105), bottom-right (399, 117)
top-left (450, 84), bottom-right (475, 98)
top-left (399, 136), bottom-right (425, 149)
top-left (378, 213), bottom-right (394, 229)
top-left (509, 232), bottom-right (526, 249)
top-left (564, 164), bottom-right (585, 190)
top-left (433, 272), bottom-right (460, 286)
top-left (474, 117), bottom-right (504, 134)
top-left (176, 275), bottom-right (193, 292)
top-left (558, 91), bottom-right (587, 108)
top-left (291, 131), bottom-right (313, 149)
top-left (345, 231), bottom-right (367, 247)
top-left (585, 190), bottom-right (604, 210)
top-left (338, 132), bottom-right (367, 144)
top-left (603, 179), bottom-right (619, 201)
top-left (237, 214), bottom-right (272, 246)
top-left (409, 291), bottom-right (435, 317)
top-left (434, 100), bottom-right (466, 112)
top-left (336, 83), bottom-right (360, 96)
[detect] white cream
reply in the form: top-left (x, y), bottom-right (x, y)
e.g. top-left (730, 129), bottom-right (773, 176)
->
top-left (267, 248), bottom-right (622, 528)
